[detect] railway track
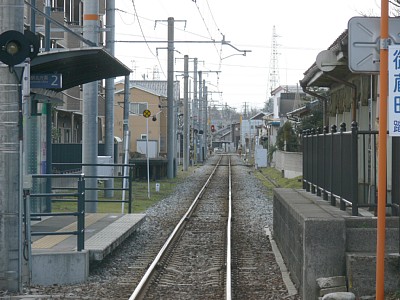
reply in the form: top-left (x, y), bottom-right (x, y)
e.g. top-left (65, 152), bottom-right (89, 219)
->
top-left (3, 155), bottom-right (299, 299)
top-left (128, 154), bottom-right (299, 299)
top-left (129, 155), bottom-right (232, 299)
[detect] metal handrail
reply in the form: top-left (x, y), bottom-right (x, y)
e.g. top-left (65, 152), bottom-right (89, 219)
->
top-left (29, 174), bottom-right (85, 251)
top-left (52, 163), bottom-right (135, 213)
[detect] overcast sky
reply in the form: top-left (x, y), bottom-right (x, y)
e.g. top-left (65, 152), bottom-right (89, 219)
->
top-left (114, 0), bottom-right (383, 112)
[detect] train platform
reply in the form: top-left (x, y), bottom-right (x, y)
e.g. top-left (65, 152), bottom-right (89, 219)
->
top-left (30, 213), bottom-right (146, 286)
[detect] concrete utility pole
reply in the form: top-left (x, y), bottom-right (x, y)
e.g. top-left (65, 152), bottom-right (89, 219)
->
top-left (104, 0), bottom-right (115, 197)
top-left (193, 58), bottom-right (198, 164)
top-left (121, 75), bottom-right (130, 213)
top-left (82, 1), bottom-right (99, 212)
top-left (24, 1), bottom-right (40, 214)
top-left (198, 71), bottom-right (203, 162)
top-left (0, 0), bottom-right (24, 291)
top-left (44, 0), bottom-right (52, 211)
top-left (183, 55), bottom-right (189, 171)
top-left (203, 84), bottom-right (208, 160)
top-left (167, 17), bottom-right (175, 178)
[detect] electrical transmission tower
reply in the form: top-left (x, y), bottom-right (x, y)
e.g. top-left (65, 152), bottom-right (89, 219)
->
top-left (268, 25), bottom-right (280, 93)
top-left (153, 65), bottom-right (160, 80)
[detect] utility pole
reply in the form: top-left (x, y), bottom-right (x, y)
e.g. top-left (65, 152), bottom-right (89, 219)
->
top-left (203, 84), bottom-right (208, 160)
top-left (193, 58), bottom-right (198, 164)
top-left (0, 0), bottom-right (24, 291)
top-left (82, 0), bottom-right (99, 212)
top-left (198, 71), bottom-right (203, 162)
top-left (167, 17), bottom-right (175, 178)
top-left (25, 1), bottom-right (40, 214)
top-left (183, 55), bottom-right (189, 171)
top-left (44, 0), bottom-right (52, 211)
top-left (121, 76), bottom-right (130, 213)
top-left (104, 0), bottom-right (115, 197)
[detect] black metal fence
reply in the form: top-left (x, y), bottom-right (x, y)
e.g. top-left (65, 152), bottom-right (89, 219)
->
top-left (302, 121), bottom-right (399, 216)
top-left (28, 174), bottom-right (86, 251)
top-left (27, 162), bottom-right (135, 252)
top-left (52, 163), bottom-right (135, 213)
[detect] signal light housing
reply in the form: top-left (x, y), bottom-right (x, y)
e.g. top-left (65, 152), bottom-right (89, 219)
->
top-left (0, 30), bottom-right (39, 66)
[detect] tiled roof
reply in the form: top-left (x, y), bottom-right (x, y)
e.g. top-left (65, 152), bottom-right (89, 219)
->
top-left (130, 80), bottom-right (180, 99)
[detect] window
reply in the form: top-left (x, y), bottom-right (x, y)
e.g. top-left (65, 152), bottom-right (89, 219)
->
top-left (63, 129), bottom-right (70, 143)
top-left (64, 0), bottom-right (81, 25)
top-left (51, 0), bottom-right (64, 12)
top-left (140, 134), bottom-right (147, 140)
top-left (129, 102), bottom-right (148, 115)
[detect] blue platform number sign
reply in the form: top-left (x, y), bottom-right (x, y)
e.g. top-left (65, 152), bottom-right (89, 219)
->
top-left (30, 73), bottom-right (62, 89)
top-left (388, 45), bottom-right (400, 136)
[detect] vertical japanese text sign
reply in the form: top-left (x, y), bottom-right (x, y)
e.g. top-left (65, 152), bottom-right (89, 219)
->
top-left (389, 45), bottom-right (400, 136)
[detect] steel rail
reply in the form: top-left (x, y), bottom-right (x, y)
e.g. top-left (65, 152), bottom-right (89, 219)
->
top-left (226, 156), bottom-right (232, 299)
top-left (129, 155), bottom-right (224, 300)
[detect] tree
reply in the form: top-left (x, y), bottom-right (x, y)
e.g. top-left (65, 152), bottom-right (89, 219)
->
top-left (276, 121), bottom-right (299, 152)
top-left (296, 106), bottom-right (323, 134)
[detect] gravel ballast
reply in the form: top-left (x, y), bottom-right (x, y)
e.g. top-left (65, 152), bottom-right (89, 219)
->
top-left (0, 155), bottom-right (300, 299)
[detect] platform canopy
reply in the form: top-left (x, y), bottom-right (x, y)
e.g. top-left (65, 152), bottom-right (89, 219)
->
top-left (31, 47), bottom-right (131, 92)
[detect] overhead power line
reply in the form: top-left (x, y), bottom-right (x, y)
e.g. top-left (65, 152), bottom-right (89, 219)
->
top-left (131, 0), bottom-right (166, 77)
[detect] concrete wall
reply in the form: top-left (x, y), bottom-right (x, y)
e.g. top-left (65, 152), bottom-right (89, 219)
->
top-left (345, 217), bottom-right (400, 297)
top-left (32, 251), bottom-right (89, 286)
top-left (273, 189), bottom-right (347, 300)
top-left (274, 188), bottom-right (400, 299)
top-left (273, 150), bottom-right (302, 179)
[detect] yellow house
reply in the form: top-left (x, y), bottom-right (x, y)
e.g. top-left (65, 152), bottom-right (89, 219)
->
top-left (114, 80), bottom-right (180, 160)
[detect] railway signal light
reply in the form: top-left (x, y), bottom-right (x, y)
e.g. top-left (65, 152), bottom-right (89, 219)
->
top-left (211, 125), bottom-right (215, 132)
top-left (0, 30), bottom-right (39, 66)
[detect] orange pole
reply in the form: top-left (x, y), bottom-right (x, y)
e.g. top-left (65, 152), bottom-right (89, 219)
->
top-left (376, 0), bottom-right (388, 298)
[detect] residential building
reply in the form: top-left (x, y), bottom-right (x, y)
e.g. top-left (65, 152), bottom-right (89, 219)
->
top-left (240, 113), bottom-right (265, 156)
top-left (299, 28), bottom-right (381, 206)
top-left (276, 24), bottom-right (400, 299)
top-left (264, 85), bottom-right (310, 150)
top-left (267, 85), bottom-right (306, 120)
top-left (114, 80), bottom-right (180, 160)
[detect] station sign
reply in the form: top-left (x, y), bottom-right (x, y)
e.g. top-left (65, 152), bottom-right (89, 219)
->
top-left (388, 45), bottom-right (400, 136)
top-left (31, 73), bottom-right (62, 89)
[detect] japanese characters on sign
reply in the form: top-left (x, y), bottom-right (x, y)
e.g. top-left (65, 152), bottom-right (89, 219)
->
top-left (30, 73), bottom-right (62, 89)
top-left (389, 45), bottom-right (400, 136)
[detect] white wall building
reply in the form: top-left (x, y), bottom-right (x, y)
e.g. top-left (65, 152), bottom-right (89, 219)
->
top-left (240, 116), bottom-right (264, 155)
